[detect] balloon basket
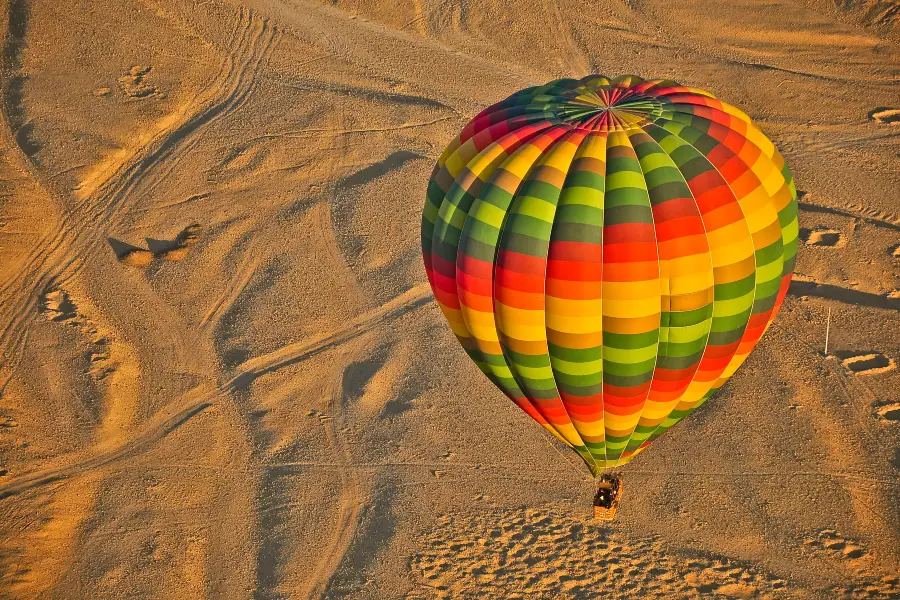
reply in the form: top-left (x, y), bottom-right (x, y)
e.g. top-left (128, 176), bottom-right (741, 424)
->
top-left (593, 474), bottom-right (622, 520)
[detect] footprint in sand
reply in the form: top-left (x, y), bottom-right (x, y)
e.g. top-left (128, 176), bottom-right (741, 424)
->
top-left (41, 289), bottom-right (80, 323)
top-left (410, 509), bottom-right (789, 598)
top-left (40, 289), bottom-right (116, 380)
top-left (799, 227), bottom-right (846, 248)
top-left (804, 530), bottom-right (867, 561)
top-left (305, 409), bottom-right (333, 424)
top-left (876, 403), bottom-right (900, 423)
top-left (117, 65), bottom-right (164, 99)
top-left (869, 107), bottom-right (900, 125)
top-left (841, 353), bottom-right (896, 375)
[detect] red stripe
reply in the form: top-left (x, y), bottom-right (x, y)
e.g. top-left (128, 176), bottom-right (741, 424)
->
top-left (545, 278), bottom-right (603, 299)
top-left (603, 241), bottom-right (658, 262)
top-left (496, 249), bottom-right (546, 273)
top-left (654, 215), bottom-right (706, 241)
top-left (456, 268), bottom-right (493, 297)
top-left (546, 240), bottom-right (604, 262)
top-left (495, 265), bottom-right (545, 293)
top-left (457, 253), bottom-right (493, 278)
top-left (495, 286), bottom-right (543, 310)
top-left (651, 196), bottom-right (700, 221)
top-left (602, 260), bottom-right (659, 281)
top-left (604, 222), bottom-right (656, 244)
top-left (545, 259), bottom-right (603, 281)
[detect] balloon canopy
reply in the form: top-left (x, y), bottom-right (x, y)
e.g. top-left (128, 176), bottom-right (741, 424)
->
top-left (421, 74), bottom-right (798, 476)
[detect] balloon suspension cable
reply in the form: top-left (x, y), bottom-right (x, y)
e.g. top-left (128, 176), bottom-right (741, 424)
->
top-left (593, 472), bottom-right (623, 520)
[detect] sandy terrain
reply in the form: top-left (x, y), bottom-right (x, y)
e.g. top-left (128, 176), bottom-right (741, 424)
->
top-left (0, 0), bottom-right (898, 598)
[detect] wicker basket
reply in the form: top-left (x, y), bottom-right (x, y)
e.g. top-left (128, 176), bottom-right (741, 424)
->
top-left (593, 474), bottom-right (622, 520)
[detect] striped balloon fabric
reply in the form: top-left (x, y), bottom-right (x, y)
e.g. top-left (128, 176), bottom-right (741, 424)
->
top-left (422, 74), bottom-right (798, 475)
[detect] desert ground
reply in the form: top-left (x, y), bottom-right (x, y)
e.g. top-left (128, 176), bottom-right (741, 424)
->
top-left (0, 0), bottom-right (898, 598)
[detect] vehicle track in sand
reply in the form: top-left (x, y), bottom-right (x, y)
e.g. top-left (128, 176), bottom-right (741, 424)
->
top-left (0, 283), bottom-right (432, 502)
top-left (302, 360), bottom-right (366, 600)
top-left (199, 250), bottom-right (259, 330)
top-left (0, 6), bottom-right (281, 376)
top-left (542, 0), bottom-right (591, 76)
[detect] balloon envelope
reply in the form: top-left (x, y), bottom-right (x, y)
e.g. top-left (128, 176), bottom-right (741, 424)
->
top-left (422, 74), bottom-right (798, 475)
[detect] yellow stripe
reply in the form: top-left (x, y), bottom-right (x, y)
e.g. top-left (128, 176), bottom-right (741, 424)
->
top-left (460, 307), bottom-right (501, 342)
top-left (602, 278), bottom-right (661, 300)
top-left (496, 305), bottom-right (547, 341)
top-left (709, 240), bottom-right (754, 268)
top-left (666, 320), bottom-right (712, 343)
top-left (606, 170), bottom-right (646, 190)
top-left (546, 312), bottom-right (604, 333)
top-left (505, 146), bottom-right (543, 178)
top-left (603, 297), bottom-right (660, 317)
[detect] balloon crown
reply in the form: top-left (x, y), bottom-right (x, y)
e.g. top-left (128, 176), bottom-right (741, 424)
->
top-left (500, 74), bottom-right (700, 132)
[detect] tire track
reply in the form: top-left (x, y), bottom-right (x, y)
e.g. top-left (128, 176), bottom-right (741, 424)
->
top-left (797, 192), bottom-right (900, 232)
top-left (1, 6), bottom-right (275, 289)
top-left (0, 283), bottom-right (432, 501)
top-left (0, 399), bottom-right (213, 501)
top-left (199, 251), bottom-right (259, 330)
top-left (302, 361), bottom-right (364, 600)
top-left (0, 0), bottom-right (76, 380)
top-left (0, 7), bottom-right (280, 373)
top-left (542, 0), bottom-right (590, 76)
top-left (231, 283), bottom-right (431, 384)
top-left (403, 0), bottom-right (428, 34)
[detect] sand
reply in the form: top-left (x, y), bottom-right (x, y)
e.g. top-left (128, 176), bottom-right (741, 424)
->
top-left (0, 0), bottom-right (898, 598)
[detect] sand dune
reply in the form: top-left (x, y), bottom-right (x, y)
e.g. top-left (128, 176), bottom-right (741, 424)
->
top-left (0, 0), bottom-right (898, 598)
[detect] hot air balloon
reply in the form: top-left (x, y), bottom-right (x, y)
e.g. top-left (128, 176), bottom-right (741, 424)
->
top-left (421, 74), bottom-right (798, 516)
